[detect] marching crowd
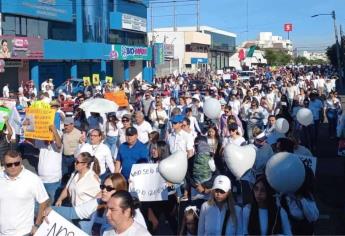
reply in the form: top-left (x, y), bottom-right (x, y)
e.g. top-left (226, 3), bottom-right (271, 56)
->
top-left (0, 65), bottom-right (341, 236)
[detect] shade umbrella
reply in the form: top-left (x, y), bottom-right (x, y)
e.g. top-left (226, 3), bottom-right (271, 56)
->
top-left (79, 98), bottom-right (119, 113)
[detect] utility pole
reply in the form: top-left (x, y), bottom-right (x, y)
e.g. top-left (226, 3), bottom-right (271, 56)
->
top-left (196, 0), bottom-right (200, 32)
top-left (173, 0), bottom-right (176, 31)
top-left (332, 11), bottom-right (342, 79)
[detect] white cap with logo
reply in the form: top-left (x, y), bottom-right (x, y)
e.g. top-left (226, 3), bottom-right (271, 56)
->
top-left (212, 175), bottom-right (231, 192)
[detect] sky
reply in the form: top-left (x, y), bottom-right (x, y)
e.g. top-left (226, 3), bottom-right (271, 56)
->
top-left (148, 0), bottom-right (345, 52)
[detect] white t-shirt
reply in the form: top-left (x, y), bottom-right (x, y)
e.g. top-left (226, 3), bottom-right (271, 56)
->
top-left (0, 168), bottom-right (49, 236)
top-left (67, 170), bottom-right (100, 207)
top-left (76, 143), bottom-right (115, 175)
top-left (103, 220), bottom-right (151, 236)
top-left (36, 141), bottom-right (62, 183)
top-left (167, 129), bottom-right (194, 154)
top-left (134, 121), bottom-right (153, 144)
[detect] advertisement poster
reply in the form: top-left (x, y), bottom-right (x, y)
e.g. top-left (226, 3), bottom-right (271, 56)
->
top-left (0, 36), bottom-right (43, 59)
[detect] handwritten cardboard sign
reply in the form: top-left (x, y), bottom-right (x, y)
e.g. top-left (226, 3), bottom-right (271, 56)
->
top-left (83, 77), bottom-right (91, 86)
top-left (129, 163), bottom-right (168, 202)
top-left (24, 101), bottom-right (55, 141)
top-left (35, 210), bottom-right (88, 236)
top-left (92, 74), bottom-right (100, 85)
top-left (0, 107), bottom-right (11, 130)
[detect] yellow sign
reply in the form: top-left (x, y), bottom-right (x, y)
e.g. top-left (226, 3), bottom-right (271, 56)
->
top-left (105, 76), bottom-right (113, 84)
top-left (92, 74), bottom-right (100, 85)
top-left (83, 76), bottom-right (91, 86)
top-left (24, 101), bottom-right (55, 141)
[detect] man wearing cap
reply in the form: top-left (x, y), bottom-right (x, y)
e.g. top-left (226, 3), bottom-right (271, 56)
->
top-left (115, 127), bottom-right (149, 180)
top-left (62, 117), bottom-right (82, 178)
top-left (166, 115), bottom-right (194, 158)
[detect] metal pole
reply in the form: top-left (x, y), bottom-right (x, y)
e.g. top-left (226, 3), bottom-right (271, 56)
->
top-left (332, 11), bottom-right (342, 79)
top-left (150, 3), bottom-right (153, 33)
top-left (173, 0), bottom-right (176, 31)
top-left (196, 0), bottom-right (200, 32)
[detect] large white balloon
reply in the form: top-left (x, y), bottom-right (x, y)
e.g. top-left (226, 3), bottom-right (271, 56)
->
top-left (275, 118), bottom-right (289, 134)
top-left (203, 98), bottom-right (221, 119)
top-left (224, 144), bottom-right (256, 179)
top-left (158, 151), bottom-right (188, 184)
top-left (296, 108), bottom-right (313, 126)
top-left (265, 152), bottom-right (305, 193)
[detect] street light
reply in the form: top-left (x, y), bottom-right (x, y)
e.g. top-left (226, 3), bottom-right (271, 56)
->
top-left (311, 11), bottom-right (342, 81)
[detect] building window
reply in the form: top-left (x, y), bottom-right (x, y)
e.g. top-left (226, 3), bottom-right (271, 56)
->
top-left (185, 64), bottom-right (191, 68)
top-left (108, 30), bottom-right (147, 46)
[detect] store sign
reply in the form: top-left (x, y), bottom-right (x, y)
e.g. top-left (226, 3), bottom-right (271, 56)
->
top-left (108, 45), bottom-right (152, 60)
top-left (1, 0), bottom-right (73, 22)
top-left (191, 57), bottom-right (208, 64)
top-left (164, 44), bottom-right (174, 58)
top-left (153, 43), bottom-right (164, 65)
top-left (5, 60), bottom-right (23, 68)
top-left (284, 23), bottom-right (293, 32)
top-left (0, 36), bottom-right (43, 59)
top-left (122, 13), bottom-right (147, 32)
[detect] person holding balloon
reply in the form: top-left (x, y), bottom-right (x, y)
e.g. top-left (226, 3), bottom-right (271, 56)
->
top-left (242, 175), bottom-right (292, 235)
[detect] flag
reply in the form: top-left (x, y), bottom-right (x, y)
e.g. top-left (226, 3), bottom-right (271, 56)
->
top-left (238, 49), bottom-right (245, 61)
top-left (247, 45), bottom-right (256, 57)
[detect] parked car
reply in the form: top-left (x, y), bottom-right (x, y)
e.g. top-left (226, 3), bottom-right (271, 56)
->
top-left (55, 78), bottom-right (106, 96)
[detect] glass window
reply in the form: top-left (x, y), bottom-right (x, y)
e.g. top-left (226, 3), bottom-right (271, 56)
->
top-left (2, 15), bottom-right (15, 35)
top-left (21, 18), bottom-right (27, 36)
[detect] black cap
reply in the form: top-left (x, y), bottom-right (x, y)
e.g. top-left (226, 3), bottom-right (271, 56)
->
top-left (228, 123), bottom-right (238, 131)
top-left (125, 127), bottom-right (138, 136)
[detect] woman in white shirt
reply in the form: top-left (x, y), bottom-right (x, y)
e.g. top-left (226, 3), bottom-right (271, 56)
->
top-left (198, 175), bottom-right (242, 236)
top-left (243, 175), bottom-right (292, 235)
top-left (104, 113), bottom-right (119, 157)
top-left (55, 152), bottom-right (101, 234)
top-left (324, 91), bottom-right (341, 138)
top-left (222, 123), bottom-right (246, 148)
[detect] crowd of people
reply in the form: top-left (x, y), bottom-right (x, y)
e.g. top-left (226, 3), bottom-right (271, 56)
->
top-left (0, 65), bottom-right (341, 235)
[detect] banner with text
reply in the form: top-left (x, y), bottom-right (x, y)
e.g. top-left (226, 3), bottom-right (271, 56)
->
top-left (109, 45), bottom-right (152, 60)
top-left (24, 101), bottom-right (55, 141)
top-left (0, 36), bottom-right (43, 59)
top-left (129, 163), bottom-right (168, 202)
top-left (35, 210), bottom-right (88, 236)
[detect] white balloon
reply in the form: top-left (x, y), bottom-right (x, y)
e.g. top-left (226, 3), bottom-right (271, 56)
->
top-left (158, 151), bottom-right (188, 184)
top-left (224, 144), bottom-right (256, 179)
top-left (265, 152), bottom-right (305, 193)
top-left (275, 118), bottom-right (289, 134)
top-left (296, 108), bottom-right (313, 126)
top-left (203, 98), bottom-right (221, 119)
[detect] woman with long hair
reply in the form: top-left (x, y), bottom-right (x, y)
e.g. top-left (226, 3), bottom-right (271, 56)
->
top-left (325, 91), bottom-right (341, 138)
top-left (243, 175), bottom-right (292, 235)
top-left (198, 175), bottom-right (242, 235)
top-left (179, 206), bottom-right (199, 236)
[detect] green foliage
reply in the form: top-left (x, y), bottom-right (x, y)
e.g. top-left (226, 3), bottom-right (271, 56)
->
top-left (264, 49), bottom-right (292, 66)
top-left (294, 56), bottom-right (327, 65)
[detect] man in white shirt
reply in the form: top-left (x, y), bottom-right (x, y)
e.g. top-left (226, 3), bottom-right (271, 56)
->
top-left (2, 83), bottom-right (9, 98)
top-left (133, 111), bottom-right (152, 144)
top-left (104, 191), bottom-right (151, 236)
top-left (167, 115), bottom-right (194, 158)
top-left (0, 150), bottom-right (49, 236)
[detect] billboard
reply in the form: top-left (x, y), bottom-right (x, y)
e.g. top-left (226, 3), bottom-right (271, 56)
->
top-left (0, 36), bottom-right (43, 59)
top-left (1, 0), bottom-right (73, 22)
top-left (284, 23), bottom-right (293, 32)
top-left (153, 43), bottom-right (164, 65)
top-left (109, 44), bottom-right (152, 61)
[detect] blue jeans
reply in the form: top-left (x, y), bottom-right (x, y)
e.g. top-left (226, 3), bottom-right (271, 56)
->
top-left (44, 181), bottom-right (61, 204)
top-left (52, 206), bottom-right (93, 234)
top-left (104, 135), bottom-right (118, 157)
top-left (62, 154), bottom-right (75, 177)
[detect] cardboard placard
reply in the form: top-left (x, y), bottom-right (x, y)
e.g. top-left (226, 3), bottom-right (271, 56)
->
top-left (0, 107), bottom-right (11, 131)
top-left (129, 163), bottom-right (169, 202)
top-left (83, 77), bottom-right (91, 86)
top-left (92, 74), bottom-right (100, 85)
top-left (105, 76), bottom-right (113, 84)
top-left (24, 102), bottom-right (55, 141)
top-left (34, 210), bottom-right (88, 236)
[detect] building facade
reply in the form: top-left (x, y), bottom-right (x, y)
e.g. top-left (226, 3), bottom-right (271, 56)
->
top-left (0, 0), bottom-right (152, 90)
top-left (148, 26), bottom-right (236, 74)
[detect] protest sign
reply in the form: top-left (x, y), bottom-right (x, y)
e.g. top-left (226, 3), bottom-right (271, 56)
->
top-left (0, 98), bottom-right (16, 108)
top-left (129, 163), bottom-right (168, 202)
top-left (105, 76), bottom-right (113, 84)
top-left (297, 155), bottom-right (317, 174)
top-left (35, 210), bottom-right (88, 236)
top-left (24, 101), bottom-right (55, 141)
top-left (104, 91), bottom-right (129, 107)
top-left (223, 73), bottom-right (231, 81)
top-left (0, 107), bottom-right (11, 130)
top-left (92, 74), bottom-right (100, 85)
top-left (83, 77), bottom-right (91, 86)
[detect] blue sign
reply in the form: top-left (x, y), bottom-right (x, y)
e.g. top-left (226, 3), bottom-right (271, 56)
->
top-left (191, 57), bottom-right (208, 64)
top-left (153, 43), bottom-right (164, 65)
top-left (1, 0), bottom-right (73, 22)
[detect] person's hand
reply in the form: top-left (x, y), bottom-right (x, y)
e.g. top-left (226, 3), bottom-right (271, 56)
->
top-left (79, 133), bottom-right (86, 144)
top-left (31, 225), bottom-right (38, 235)
top-left (48, 125), bottom-right (56, 132)
top-left (196, 184), bottom-right (205, 193)
top-left (55, 199), bottom-right (62, 207)
top-left (43, 207), bottom-right (52, 224)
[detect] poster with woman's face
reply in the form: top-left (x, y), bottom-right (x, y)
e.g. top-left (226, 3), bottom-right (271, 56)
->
top-left (0, 39), bottom-right (11, 59)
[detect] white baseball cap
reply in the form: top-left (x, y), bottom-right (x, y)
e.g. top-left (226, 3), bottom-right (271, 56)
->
top-left (212, 175), bottom-right (231, 192)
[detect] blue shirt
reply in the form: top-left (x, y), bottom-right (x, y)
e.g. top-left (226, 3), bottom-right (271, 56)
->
top-left (117, 140), bottom-right (149, 179)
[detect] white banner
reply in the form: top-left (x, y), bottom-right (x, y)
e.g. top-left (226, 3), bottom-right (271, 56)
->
top-left (129, 163), bottom-right (168, 202)
top-left (297, 155), bottom-right (317, 174)
top-left (35, 210), bottom-right (88, 236)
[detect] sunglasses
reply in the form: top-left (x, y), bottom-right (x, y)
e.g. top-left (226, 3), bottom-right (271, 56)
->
top-left (214, 189), bottom-right (226, 194)
top-left (122, 119), bottom-right (129, 123)
top-left (75, 160), bottom-right (87, 165)
top-left (100, 184), bottom-right (116, 192)
top-left (5, 161), bottom-right (21, 168)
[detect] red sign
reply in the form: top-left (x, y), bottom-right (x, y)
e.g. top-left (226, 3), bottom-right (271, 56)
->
top-left (284, 23), bottom-right (293, 32)
top-left (0, 36), bottom-right (43, 60)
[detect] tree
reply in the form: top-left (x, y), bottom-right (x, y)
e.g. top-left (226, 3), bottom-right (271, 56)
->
top-left (326, 44), bottom-right (339, 67)
top-left (264, 49), bottom-right (292, 66)
top-left (294, 56), bottom-right (309, 65)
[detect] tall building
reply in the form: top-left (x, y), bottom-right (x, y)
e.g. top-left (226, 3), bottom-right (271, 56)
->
top-left (148, 26), bottom-right (236, 74)
top-left (0, 0), bottom-right (153, 90)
